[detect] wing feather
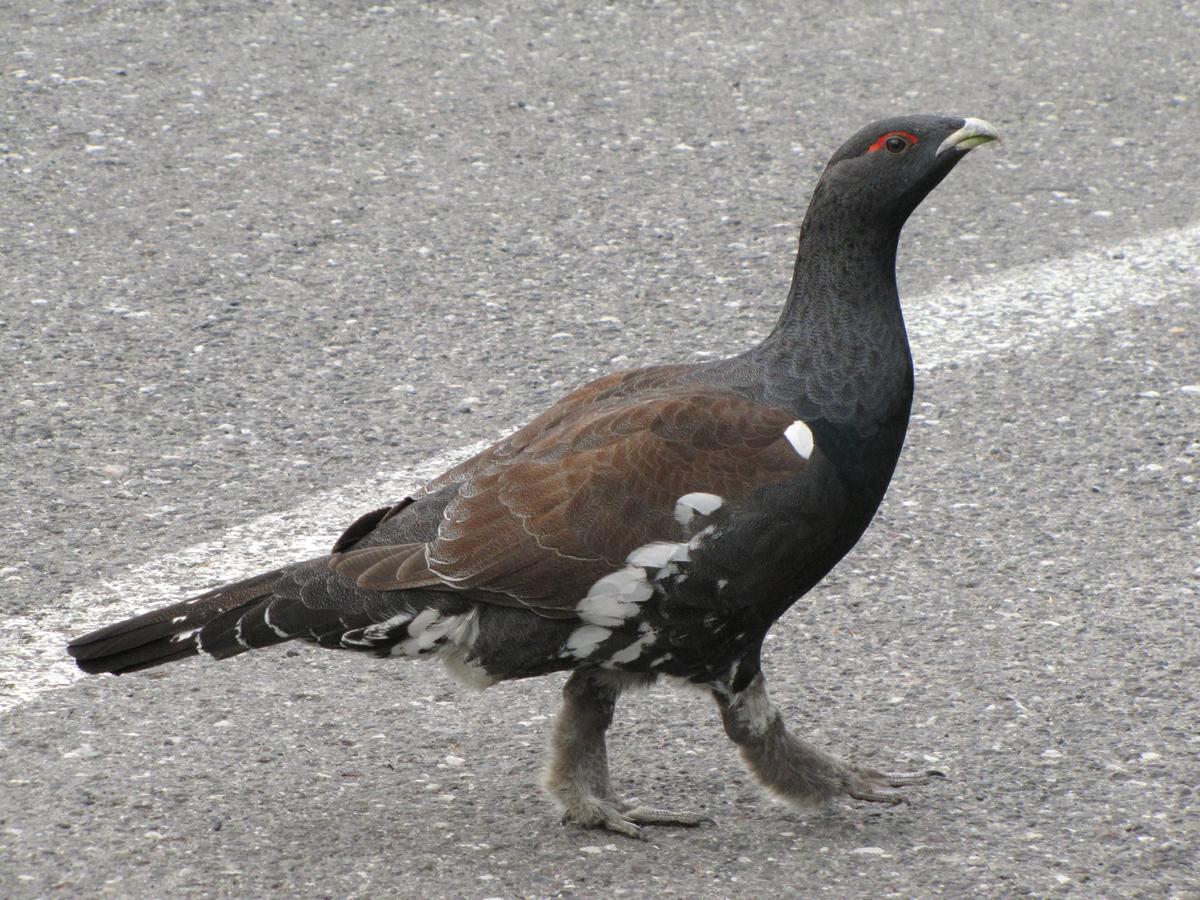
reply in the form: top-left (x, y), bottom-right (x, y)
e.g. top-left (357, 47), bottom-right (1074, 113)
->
top-left (329, 378), bottom-right (811, 610)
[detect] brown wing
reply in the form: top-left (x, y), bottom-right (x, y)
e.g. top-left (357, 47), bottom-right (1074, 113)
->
top-left (418, 364), bottom-right (695, 494)
top-left (332, 381), bottom-right (810, 610)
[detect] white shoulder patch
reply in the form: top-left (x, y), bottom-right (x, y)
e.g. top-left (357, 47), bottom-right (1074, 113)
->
top-left (674, 492), bottom-right (724, 526)
top-left (784, 420), bottom-right (814, 460)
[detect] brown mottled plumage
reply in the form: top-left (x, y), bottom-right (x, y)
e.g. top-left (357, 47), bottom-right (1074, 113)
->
top-left (334, 378), bottom-right (808, 609)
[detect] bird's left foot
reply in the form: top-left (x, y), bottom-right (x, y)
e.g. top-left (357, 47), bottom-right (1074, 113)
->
top-left (842, 766), bottom-right (946, 805)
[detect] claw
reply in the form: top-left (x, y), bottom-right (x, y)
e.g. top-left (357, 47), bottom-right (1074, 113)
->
top-left (847, 787), bottom-right (909, 805)
top-left (562, 806), bottom-right (645, 839)
top-left (875, 769), bottom-right (943, 788)
top-left (844, 766), bottom-right (945, 805)
top-left (601, 814), bottom-right (646, 840)
top-left (624, 806), bottom-right (715, 827)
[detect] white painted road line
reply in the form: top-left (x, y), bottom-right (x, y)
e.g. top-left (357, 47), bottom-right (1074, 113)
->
top-left (0, 440), bottom-right (492, 713)
top-left (2, 222), bottom-right (1197, 715)
top-left (909, 222), bottom-right (1200, 371)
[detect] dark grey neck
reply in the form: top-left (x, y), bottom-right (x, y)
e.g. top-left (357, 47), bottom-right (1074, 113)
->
top-left (769, 199), bottom-right (903, 341)
top-left (706, 196), bottom-right (913, 432)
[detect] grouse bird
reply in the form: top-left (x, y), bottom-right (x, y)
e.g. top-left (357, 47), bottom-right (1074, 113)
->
top-left (69, 115), bottom-right (997, 838)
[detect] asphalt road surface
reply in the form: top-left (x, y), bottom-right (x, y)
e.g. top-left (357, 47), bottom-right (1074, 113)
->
top-left (2, 2), bottom-right (1198, 898)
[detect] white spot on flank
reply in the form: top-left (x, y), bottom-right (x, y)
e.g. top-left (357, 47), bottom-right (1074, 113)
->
top-left (441, 644), bottom-right (496, 690)
top-left (674, 492), bottom-right (723, 526)
top-left (605, 624), bottom-right (658, 666)
top-left (389, 607), bottom-right (480, 660)
top-left (576, 592), bottom-right (636, 628)
top-left (577, 567), bottom-right (655, 626)
top-left (405, 608), bottom-right (440, 638)
top-left (566, 624), bottom-right (612, 658)
top-left (784, 420), bottom-right (814, 460)
top-left (171, 615), bottom-right (186, 625)
top-left (625, 542), bottom-right (690, 568)
top-left (393, 607), bottom-right (477, 656)
top-left (439, 609), bottom-right (479, 646)
top-left (360, 610), bottom-right (415, 642)
top-left (171, 628), bottom-right (200, 645)
top-left (717, 578), bottom-right (729, 590)
top-left (688, 525), bottom-right (717, 551)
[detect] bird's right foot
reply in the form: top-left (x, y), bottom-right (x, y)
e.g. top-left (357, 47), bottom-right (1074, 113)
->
top-left (561, 797), bottom-right (714, 839)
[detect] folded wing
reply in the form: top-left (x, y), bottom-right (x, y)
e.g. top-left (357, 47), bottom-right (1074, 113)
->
top-left (331, 381), bottom-right (812, 611)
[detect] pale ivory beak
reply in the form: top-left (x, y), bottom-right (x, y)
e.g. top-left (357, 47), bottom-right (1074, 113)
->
top-left (937, 117), bottom-right (1000, 155)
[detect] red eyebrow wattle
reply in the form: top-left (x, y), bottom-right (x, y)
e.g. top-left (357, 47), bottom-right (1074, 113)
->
top-left (867, 130), bottom-right (920, 153)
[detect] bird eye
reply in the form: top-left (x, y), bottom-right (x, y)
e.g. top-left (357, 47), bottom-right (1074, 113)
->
top-left (866, 130), bottom-right (919, 155)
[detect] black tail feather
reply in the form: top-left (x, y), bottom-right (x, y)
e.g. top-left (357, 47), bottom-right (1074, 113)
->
top-left (66, 555), bottom-right (463, 675)
top-left (208, 600), bottom-right (289, 655)
top-left (67, 563), bottom-right (310, 674)
top-left (73, 638), bottom-right (201, 675)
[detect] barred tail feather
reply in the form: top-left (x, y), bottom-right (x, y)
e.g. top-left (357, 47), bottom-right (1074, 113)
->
top-left (67, 557), bottom-right (486, 676)
top-left (66, 562), bottom-right (317, 675)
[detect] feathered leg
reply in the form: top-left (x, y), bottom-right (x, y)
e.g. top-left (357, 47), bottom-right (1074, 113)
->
top-left (544, 669), bottom-right (713, 839)
top-left (712, 670), bottom-right (943, 807)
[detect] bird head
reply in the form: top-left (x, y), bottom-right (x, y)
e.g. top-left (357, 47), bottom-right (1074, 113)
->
top-left (810, 115), bottom-right (999, 231)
